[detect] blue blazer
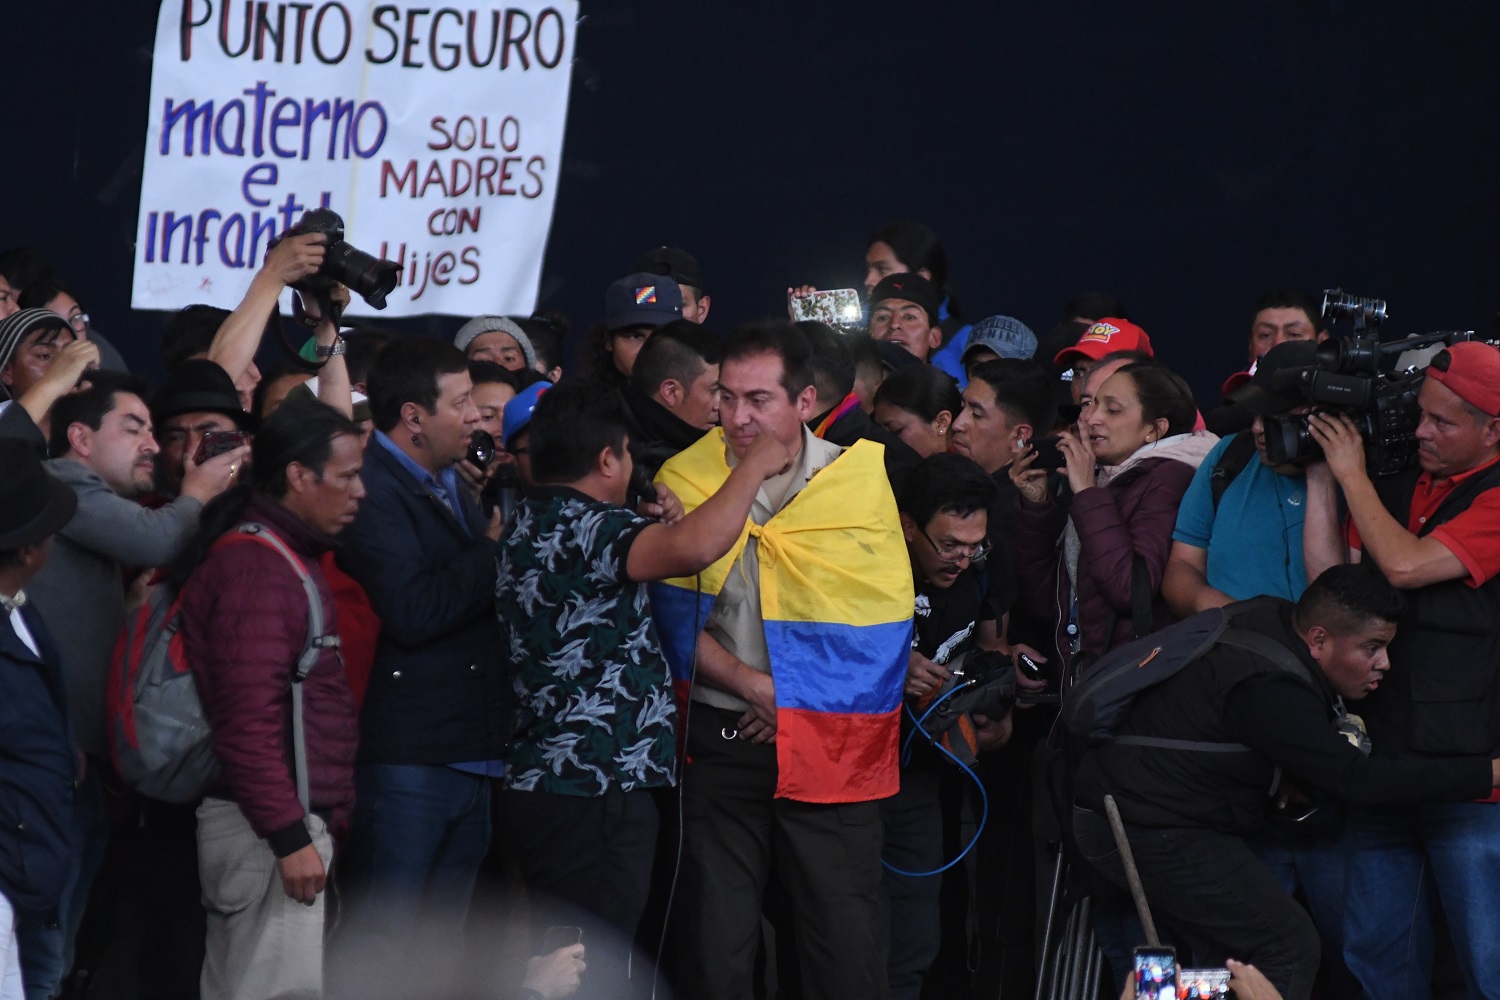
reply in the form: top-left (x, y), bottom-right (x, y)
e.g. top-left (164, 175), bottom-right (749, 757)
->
top-left (0, 604), bottom-right (77, 920)
top-left (337, 442), bottom-right (510, 764)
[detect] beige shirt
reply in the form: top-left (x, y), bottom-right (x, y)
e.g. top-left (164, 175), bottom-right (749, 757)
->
top-left (693, 428), bottom-right (845, 712)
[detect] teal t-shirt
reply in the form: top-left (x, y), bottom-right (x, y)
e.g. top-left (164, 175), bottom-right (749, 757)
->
top-left (1171, 433), bottom-right (1308, 601)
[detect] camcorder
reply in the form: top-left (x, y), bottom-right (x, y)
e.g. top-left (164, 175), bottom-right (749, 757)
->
top-left (1261, 288), bottom-right (1488, 476)
top-left (281, 208), bottom-right (402, 312)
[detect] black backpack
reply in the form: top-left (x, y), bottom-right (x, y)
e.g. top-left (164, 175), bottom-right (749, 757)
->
top-left (1062, 599), bottom-right (1309, 753)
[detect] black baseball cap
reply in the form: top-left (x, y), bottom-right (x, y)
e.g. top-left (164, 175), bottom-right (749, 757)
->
top-left (1229, 341), bottom-right (1319, 416)
top-left (869, 273), bottom-right (941, 328)
top-left (632, 246), bottom-right (705, 291)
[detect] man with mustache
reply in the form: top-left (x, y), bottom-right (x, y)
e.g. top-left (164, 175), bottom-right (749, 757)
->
top-left (20, 372), bottom-right (244, 996)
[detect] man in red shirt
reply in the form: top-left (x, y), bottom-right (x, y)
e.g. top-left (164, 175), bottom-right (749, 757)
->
top-left (1303, 341), bottom-right (1500, 1000)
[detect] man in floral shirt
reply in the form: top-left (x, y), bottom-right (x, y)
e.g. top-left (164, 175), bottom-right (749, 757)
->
top-left (496, 380), bottom-right (788, 998)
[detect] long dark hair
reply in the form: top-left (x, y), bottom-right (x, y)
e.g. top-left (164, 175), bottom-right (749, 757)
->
top-left (868, 220), bottom-right (948, 292)
top-left (165, 399), bottom-right (360, 589)
top-left (1115, 362), bottom-right (1198, 437)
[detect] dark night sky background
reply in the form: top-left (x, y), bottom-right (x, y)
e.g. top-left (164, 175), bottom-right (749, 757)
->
top-left (5, 2), bottom-right (1500, 402)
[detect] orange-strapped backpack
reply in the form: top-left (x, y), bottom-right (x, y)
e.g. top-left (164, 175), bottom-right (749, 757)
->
top-left (106, 523), bottom-right (337, 806)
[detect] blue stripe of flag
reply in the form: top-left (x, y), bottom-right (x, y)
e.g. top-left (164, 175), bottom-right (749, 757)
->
top-left (765, 619), bottom-right (911, 715)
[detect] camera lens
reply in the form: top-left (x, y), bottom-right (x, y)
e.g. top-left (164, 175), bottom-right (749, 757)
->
top-left (325, 242), bottom-right (402, 311)
top-left (1261, 415), bottom-right (1322, 467)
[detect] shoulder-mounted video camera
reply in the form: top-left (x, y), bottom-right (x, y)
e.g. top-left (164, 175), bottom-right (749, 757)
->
top-left (1261, 288), bottom-right (1492, 476)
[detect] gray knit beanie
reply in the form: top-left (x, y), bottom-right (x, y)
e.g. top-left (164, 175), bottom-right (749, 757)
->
top-left (453, 315), bottom-right (537, 370)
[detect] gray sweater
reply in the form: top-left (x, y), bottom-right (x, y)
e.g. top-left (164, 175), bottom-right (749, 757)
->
top-left (27, 459), bottom-right (202, 759)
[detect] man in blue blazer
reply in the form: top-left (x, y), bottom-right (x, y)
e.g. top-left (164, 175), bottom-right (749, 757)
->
top-left (331, 337), bottom-right (508, 994)
top-left (0, 438), bottom-right (80, 999)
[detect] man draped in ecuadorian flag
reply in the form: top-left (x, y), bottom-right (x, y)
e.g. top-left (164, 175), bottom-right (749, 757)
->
top-left (652, 322), bottom-right (912, 1000)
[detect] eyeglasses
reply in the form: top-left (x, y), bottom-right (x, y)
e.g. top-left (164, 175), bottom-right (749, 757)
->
top-left (67, 313), bottom-right (90, 334)
top-left (920, 526), bottom-right (990, 564)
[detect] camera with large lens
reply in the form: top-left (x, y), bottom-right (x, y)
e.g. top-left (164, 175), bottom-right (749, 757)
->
top-left (282, 208), bottom-right (402, 311)
top-left (1260, 289), bottom-right (1478, 477)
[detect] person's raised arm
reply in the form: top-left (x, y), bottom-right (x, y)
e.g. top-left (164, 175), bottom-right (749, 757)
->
top-left (1162, 541), bottom-right (1233, 617)
top-left (16, 338), bottom-right (99, 428)
top-left (208, 232), bottom-right (326, 388)
top-left (299, 284), bottom-right (353, 419)
top-left (624, 432), bottom-right (791, 583)
top-left (1301, 459), bottom-right (1348, 582)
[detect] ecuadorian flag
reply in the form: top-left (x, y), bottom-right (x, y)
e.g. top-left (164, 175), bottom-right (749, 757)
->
top-left (649, 429), bottom-right (914, 803)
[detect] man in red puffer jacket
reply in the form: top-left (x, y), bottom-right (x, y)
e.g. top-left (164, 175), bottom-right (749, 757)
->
top-left (178, 400), bottom-right (364, 1000)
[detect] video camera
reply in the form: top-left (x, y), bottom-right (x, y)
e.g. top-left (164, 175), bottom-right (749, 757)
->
top-left (1261, 288), bottom-right (1486, 476)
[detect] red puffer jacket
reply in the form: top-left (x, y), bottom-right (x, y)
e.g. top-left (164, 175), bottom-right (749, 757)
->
top-left (181, 495), bottom-right (358, 853)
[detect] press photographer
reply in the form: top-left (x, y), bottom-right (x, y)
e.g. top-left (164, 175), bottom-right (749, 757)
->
top-left (1302, 339), bottom-right (1500, 999)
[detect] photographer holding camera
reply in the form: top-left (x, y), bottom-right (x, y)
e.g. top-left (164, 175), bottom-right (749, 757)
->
top-left (883, 452), bottom-right (1012, 999)
top-left (1302, 340), bottom-right (1500, 1000)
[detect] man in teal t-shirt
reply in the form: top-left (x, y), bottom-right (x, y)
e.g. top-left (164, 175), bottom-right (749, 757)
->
top-left (1163, 342), bottom-right (1317, 615)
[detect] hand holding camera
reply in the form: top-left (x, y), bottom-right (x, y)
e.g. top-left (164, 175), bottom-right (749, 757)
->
top-left (1303, 410), bottom-right (1368, 483)
top-left (263, 231), bottom-right (327, 288)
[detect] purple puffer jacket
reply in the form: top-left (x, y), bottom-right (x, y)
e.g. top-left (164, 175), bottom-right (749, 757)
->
top-left (181, 496), bottom-right (358, 851)
top-left (1011, 455), bottom-right (1198, 674)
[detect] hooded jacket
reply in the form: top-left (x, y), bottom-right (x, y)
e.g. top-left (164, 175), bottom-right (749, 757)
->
top-left (1012, 432), bottom-right (1219, 670)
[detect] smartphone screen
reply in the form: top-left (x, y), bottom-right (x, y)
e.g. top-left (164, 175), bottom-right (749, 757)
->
top-left (790, 288), bottom-right (862, 328)
top-left (1179, 968), bottom-right (1231, 1000)
top-left (193, 429), bottom-right (249, 465)
top-left (1133, 947), bottom-right (1176, 1000)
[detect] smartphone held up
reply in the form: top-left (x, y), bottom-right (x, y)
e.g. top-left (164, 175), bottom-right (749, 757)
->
top-left (790, 288), bottom-right (863, 330)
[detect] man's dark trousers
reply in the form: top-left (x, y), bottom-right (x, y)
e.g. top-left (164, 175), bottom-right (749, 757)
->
top-left (1073, 807), bottom-right (1321, 1000)
top-left (672, 703), bottom-right (888, 1000)
top-left (503, 785), bottom-right (658, 1000)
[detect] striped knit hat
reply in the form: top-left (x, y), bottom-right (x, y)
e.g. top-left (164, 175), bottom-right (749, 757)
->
top-left (0, 309), bottom-right (72, 399)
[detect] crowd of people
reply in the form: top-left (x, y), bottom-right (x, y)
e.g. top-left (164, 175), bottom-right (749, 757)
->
top-left (1, 219), bottom-right (1499, 1000)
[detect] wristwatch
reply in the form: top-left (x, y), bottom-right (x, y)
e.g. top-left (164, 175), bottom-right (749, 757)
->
top-left (313, 336), bottom-right (347, 358)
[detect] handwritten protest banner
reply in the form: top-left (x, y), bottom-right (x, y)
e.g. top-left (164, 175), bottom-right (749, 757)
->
top-left (132, 1), bottom-right (577, 317)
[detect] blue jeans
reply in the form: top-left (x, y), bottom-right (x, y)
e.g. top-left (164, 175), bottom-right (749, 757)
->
top-left (329, 764), bottom-right (491, 994)
top-left (17, 769), bottom-right (109, 1000)
top-left (1344, 802), bottom-right (1500, 1000)
top-left (1249, 821), bottom-right (1358, 999)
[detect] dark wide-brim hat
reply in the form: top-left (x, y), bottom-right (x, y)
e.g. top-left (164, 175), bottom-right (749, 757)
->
top-left (152, 359), bottom-right (258, 431)
top-left (0, 439), bottom-right (77, 549)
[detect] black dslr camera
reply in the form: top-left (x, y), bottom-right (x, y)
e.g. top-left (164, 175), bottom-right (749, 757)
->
top-left (282, 208), bottom-right (402, 311)
top-left (1261, 289), bottom-right (1482, 476)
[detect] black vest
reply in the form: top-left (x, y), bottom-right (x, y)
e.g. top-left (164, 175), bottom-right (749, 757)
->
top-left (1370, 459), bottom-right (1500, 757)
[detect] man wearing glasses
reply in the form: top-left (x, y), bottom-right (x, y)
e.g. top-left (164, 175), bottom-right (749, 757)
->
top-left (884, 452), bottom-right (1010, 999)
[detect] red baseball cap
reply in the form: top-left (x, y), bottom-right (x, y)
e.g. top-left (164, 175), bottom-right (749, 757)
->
top-left (1221, 365), bottom-right (1255, 399)
top-left (1053, 317), bottom-right (1153, 366)
top-left (1428, 341), bottom-right (1500, 417)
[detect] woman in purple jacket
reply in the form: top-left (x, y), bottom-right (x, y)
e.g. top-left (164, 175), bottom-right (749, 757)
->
top-left (1010, 361), bottom-right (1217, 677)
